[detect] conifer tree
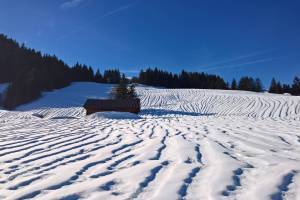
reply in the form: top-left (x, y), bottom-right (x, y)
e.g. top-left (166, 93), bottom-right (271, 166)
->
top-left (292, 76), bottom-right (300, 95)
top-left (269, 78), bottom-right (277, 93)
top-left (238, 77), bottom-right (255, 91)
top-left (94, 69), bottom-right (103, 83)
top-left (255, 78), bottom-right (263, 92)
top-left (282, 84), bottom-right (291, 94)
top-left (128, 84), bottom-right (137, 98)
top-left (112, 79), bottom-right (128, 99)
top-left (103, 69), bottom-right (121, 84)
top-left (276, 81), bottom-right (283, 94)
top-left (231, 79), bottom-right (237, 90)
top-left (269, 78), bottom-right (282, 94)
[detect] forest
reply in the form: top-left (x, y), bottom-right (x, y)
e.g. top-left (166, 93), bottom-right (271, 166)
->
top-left (136, 68), bottom-right (300, 95)
top-left (0, 34), bottom-right (122, 109)
top-left (0, 34), bottom-right (299, 109)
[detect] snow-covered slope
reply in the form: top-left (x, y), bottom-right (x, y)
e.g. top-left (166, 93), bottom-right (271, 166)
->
top-left (138, 87), bottom-right (300, 120)
top-left (14, 82), bottom-right (113, 119)
top-left (18, 82), bottom-right (113, 109)
top-left (0, 84), bottom-right (300, 200)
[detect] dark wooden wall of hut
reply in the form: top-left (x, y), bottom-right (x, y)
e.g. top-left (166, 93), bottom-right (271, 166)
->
top-left (83, 99), bottom-right (141, 115)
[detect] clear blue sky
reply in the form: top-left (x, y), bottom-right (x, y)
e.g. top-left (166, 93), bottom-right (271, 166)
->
top-left (0, 0), bottom-right (299, 86)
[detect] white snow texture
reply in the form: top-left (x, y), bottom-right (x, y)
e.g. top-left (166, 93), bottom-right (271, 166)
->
top-left (0, 82), bottom-right (300, 200)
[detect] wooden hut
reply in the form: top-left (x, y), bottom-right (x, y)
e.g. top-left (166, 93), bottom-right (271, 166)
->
top-left (83, 98), bottom-right (141, 115)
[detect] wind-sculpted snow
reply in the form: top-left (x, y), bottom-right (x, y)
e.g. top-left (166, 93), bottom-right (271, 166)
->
top-left (0, 86), bottom-right (300, 200)
top-left (138, 88), bottom-right (300, 120)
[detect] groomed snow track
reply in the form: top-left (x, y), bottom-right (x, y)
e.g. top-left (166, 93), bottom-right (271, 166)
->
top-left (0, 85), bottom-right (300, 200)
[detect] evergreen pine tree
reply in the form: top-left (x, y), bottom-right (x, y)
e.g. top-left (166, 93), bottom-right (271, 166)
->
top-left (231, 79), bottom-right (237, 90)
top-left (112, 79), bottom-right (128, 99)
top-left (128, 84), bottom-right (137, 99)
top-left (269, 78), bottom-right (283, 94)
top-left (269, 78), bottom-right (278, 93)
top-left (255, 78), bottom-right (263, 92)
top-left (104, 69), bottom-right (121, 84)
top-left (94, 69), bottom-right (103, 83)
top-left (238, 77), bottom-right (253, 91)
top-left (282, 84), bottom-right (291, 94)
top-left (292, 76), bottom-right (300, 95)
top-left (276, 81), bottom-right (283, 94)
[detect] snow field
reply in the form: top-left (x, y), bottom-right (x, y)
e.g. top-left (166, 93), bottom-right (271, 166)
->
top-left (0, 83), bottom-right (299, 200)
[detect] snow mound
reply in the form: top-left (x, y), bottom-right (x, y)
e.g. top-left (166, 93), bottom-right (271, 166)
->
top-left (88, 111), bottom-right (141, 119)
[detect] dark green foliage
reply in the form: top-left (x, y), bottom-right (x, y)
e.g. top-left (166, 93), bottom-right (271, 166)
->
top-left (2, 69), bottom-right (41, 109)
top-left (1, 33), bottom-right (299, 109)
top-left (112, 80), bottom-right (137, 100)
top-left (128, 84), bottom-right (137, 98)
top-left (291, 76), bottom-right (300, 95)
top-left (103, 69), bottom-right (121, 84)
top-left (0, 34), bottom-right (74, 109)
top-left (234, 77), bottom-right (263, 92)
top-left (112, 80), bottom-right (128, 99)
top-left (70, 63), bottom-right (95, 82)
top-left (238, 77), bottom-right (254, 91)
top-left (111, 73), bottom-right (131, 99)
top-left (0, 33), bottom-right (122, 109)
top-left (231, 79), bottom-right (237, 90)
top-left (237, 77), bottom-right (263, 92)
top-left (282, 84), bottom-right (291, 94)
top-left (138, 68), bottom-right (227, 89)
top-left (268, 77), bottom-right (300, 95)
top-left (269, 78), bottom-right (282, 94)
top-left (94, 69), bottom-right (103, 83)
top-left (254, 78), bottom-right (263, 92)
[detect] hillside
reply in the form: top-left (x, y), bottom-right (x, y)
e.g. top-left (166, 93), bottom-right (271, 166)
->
top-left (0, 83), bottom-right (299, 200)
top-left (0, 34), bottom-right (123, 109)
top-left (1, 33), bottom-right (299, 110)
top-left (138, 87), bottom-right (300, 120)
top-left (17, 82), bottom-right (113, 110)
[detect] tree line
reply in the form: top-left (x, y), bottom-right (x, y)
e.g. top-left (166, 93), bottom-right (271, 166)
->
top-left (268, 77), bottom-right (300, 95)
top-left (136, 68), bottom-right (264, 91)
top-left (0, 34), bottom-right (122, 109)
top-left (136, 68), bottom-right (299, 95)
top-left (137, 68), bottom-right (228, 89)
top-left (230, 77), bottom-right (263, 92)
top-left (230, 76), bottom-right (300, 95)
top-left (0, 34), bottom-right (299, 109)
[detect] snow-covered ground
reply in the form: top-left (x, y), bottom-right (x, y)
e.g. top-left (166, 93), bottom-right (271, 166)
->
top-left (18, 82), bottom-right (113, 110)
top-left (0, 83), bottom-right (300, 200)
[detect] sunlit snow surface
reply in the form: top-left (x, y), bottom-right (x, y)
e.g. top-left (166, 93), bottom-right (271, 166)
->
top-left (0, 83), bottom-right (300, 200)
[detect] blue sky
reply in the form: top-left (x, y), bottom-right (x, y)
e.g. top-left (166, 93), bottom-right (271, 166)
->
top-left (0, 0), bottom-right (299, 86)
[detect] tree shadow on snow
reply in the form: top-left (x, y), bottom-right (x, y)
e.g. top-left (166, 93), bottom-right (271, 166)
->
top-left (140, 109), bottom-right (216, 117)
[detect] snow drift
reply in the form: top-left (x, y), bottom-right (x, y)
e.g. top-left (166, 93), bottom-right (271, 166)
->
top-left (0, 83), bottom-right (300, 200)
